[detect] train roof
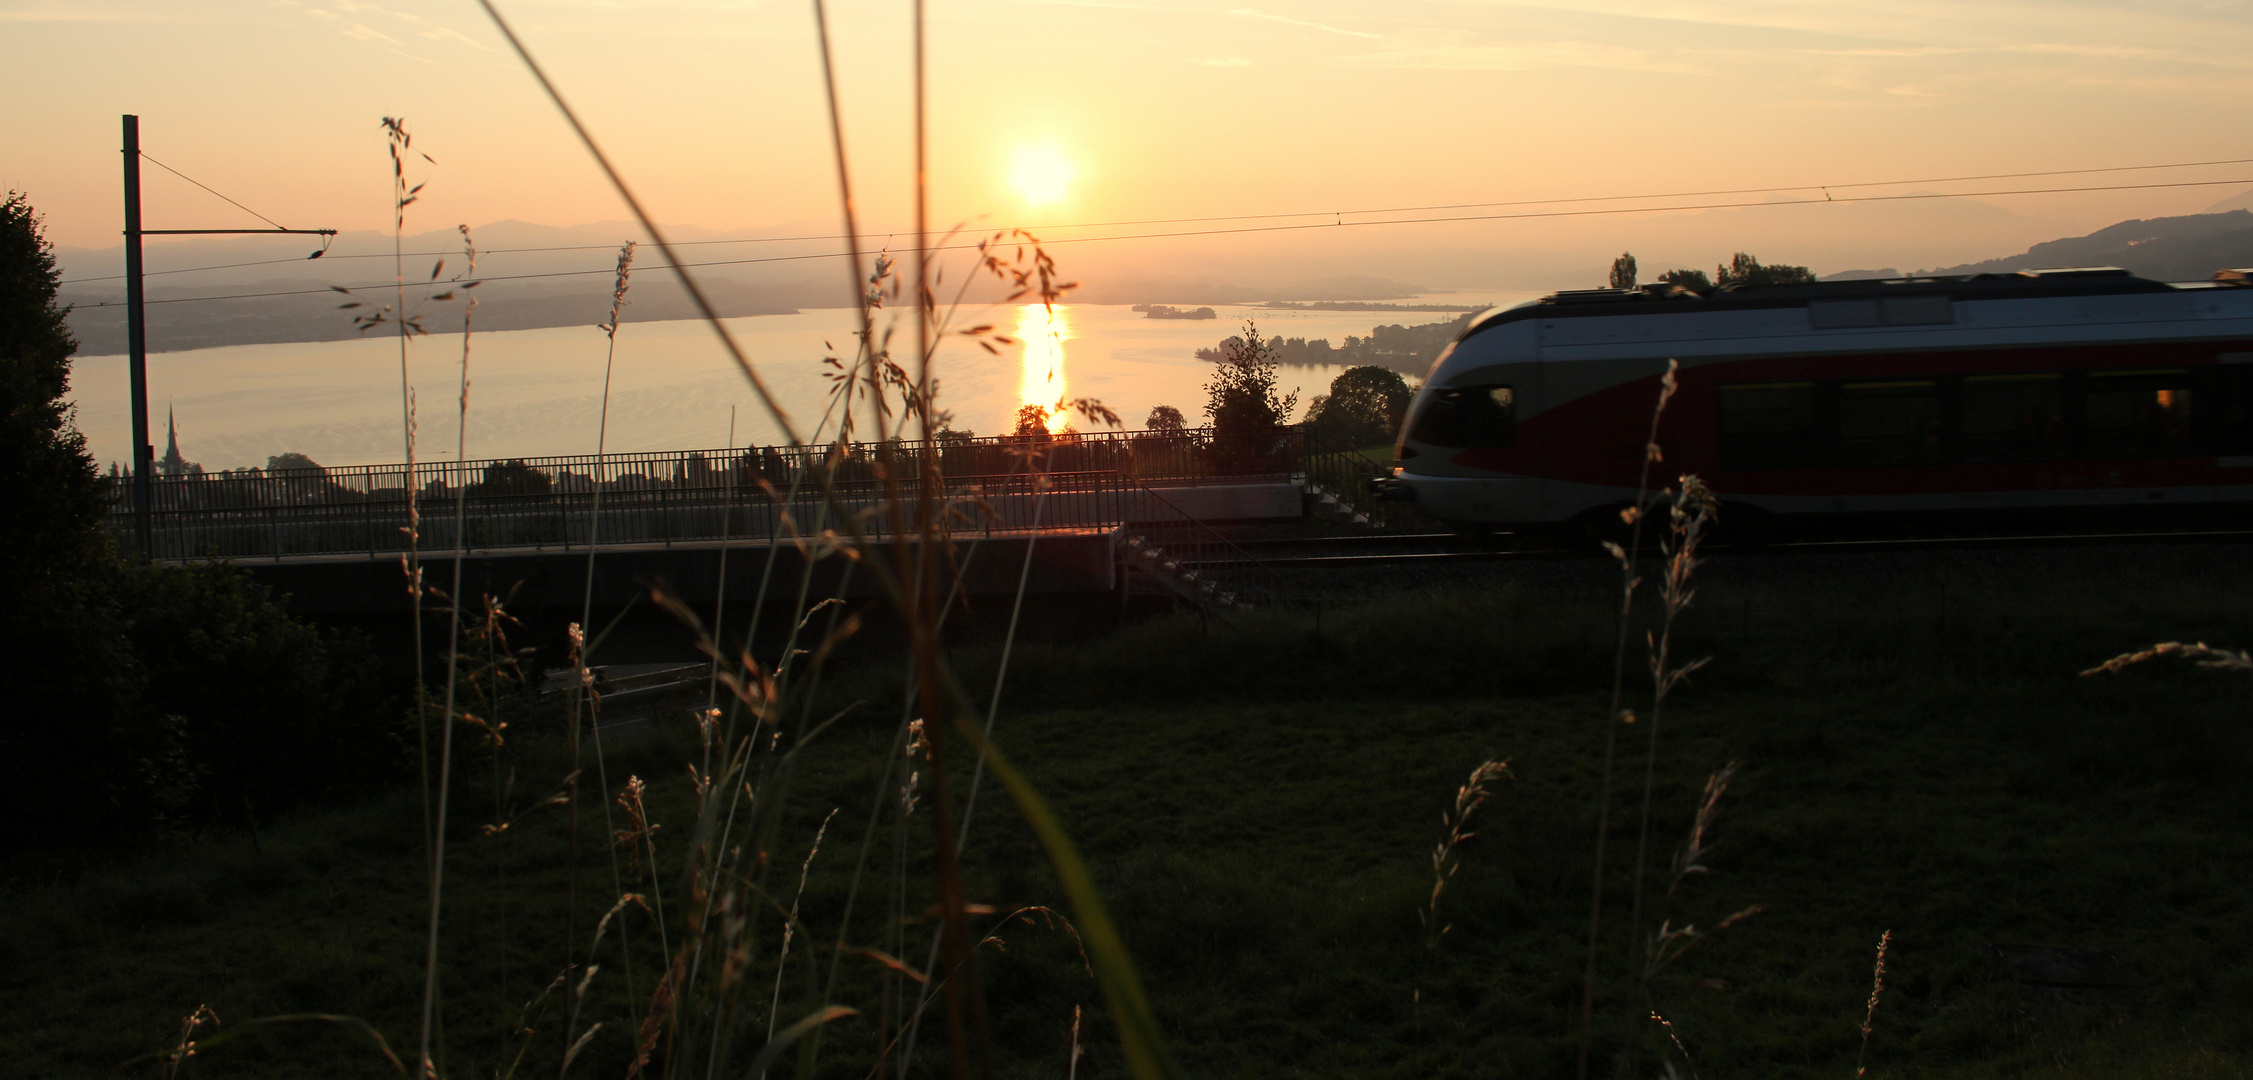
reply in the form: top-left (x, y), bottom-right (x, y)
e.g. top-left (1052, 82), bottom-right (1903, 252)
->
top-left (1460, 267), bottom-right (2253, 344)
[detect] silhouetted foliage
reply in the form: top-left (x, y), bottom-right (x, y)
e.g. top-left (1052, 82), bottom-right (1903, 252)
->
top-left (1305, 366), bottom-right (1414, 448)
top-left (0, 193), bottom-right (407, 847)
top-left (1146, 404), bottom-right (1187, 433)
top-left (1716, 252), bottom-right (1817, 287)
top-left (471, 458), bottom-right (552, 498)
top-left (1206, 313), bottom-right (1475, 377)
top-left (0, 190), bottom-right (106, 597)
top-left (266, 451), bottom-right (325, 476)
top-left (0, 191), bottom-right (140, 842)
top-left (1013, 403), bottom-right (1051, 437)
top-left (1658, 267), bottom-right (1714, 291)
top-left (1609, 252), bottom-right (1638, 290)
top-left (117, 561), bottom-right (402, 831)
top-left (1203, 321), bottom-right (1299, 434)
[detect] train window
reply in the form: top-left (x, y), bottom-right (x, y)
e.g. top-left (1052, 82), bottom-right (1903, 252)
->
top-left (1837, 381), bottom-right (1942, 466)
top-left (1408, 385), bottom-right (1516, 448)
top-left (2201, 363), bottom-right (2253, 454)
top-left (1960, 374), bottom-right (2066, 462)
top-left (1717, 382), bottom-right (1819, 471)
top-left (2085, 369), bottom-right (2196, 457)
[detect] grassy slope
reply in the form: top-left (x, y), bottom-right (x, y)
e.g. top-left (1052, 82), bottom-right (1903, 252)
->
top-left (4, 546), bottom-right (2251, 1079)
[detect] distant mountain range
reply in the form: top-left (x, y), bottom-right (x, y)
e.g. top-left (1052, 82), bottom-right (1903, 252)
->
top-left (1824, 208), bottom-right (2253, 283)
top-left (55, 219), bottom-right (1446, 355)
top-left (64, 204), bottom-right (2253, 356)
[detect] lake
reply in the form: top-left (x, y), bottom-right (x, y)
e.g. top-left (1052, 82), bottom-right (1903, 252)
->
top-left (65, 297), bottom-right (1533, 471)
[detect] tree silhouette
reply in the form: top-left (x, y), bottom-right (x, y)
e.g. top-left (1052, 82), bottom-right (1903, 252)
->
top-left (1305, 365), bottom-right (1414, 447)
top-left (1610, 252), bottom-right (1638, 290)
top-left (1203, 321), bottom-right (1299, 433)
top-left (1716, 252), bottom-right (1816, 287)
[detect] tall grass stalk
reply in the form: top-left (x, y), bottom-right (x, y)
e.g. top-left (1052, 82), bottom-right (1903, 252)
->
top-left (1620, 475), bottom-right (1717, 1057)
top-left (418, 223), bottom-right (480, 1077)
top-left (477, 5), bottom-right (1179, 1076)
top-left (1856, 930), bottom-right (1892, 1079)
top-left (767, 808), bottom-right (838, 1041)
top-left (1639, 763), bottom-right (1759, 984)
top-left (1422, 759), bottom-right (1515, 952)
top-left (1577, 358), bottom-right (1681, 1080)
top-left (705, 406), bottom-right (739, 712)
top-left (896, 0), bottom-right (992, 1065)
top-left (558, 241), bottom-right (634, 1061)
top-left (471, 0), bottom-right (804, 448)
top-left (892, 462), bottom-right (1056, 1072)
top-left (377, 117), bottom-right (434, 860)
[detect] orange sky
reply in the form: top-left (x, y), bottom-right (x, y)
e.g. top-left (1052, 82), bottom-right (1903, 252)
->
top-left (10, 0), bottom-right (2253, 285)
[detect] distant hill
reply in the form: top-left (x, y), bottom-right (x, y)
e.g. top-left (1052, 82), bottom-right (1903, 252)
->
top-left (58, 218), bottom-right (1445, 355)
top-left (1826, 209), bottom-right (2253, 282)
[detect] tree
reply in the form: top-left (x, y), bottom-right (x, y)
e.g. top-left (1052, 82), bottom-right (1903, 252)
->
top-left (471, 458), bottom-right (553, 498)
top-left (266, 451), bottom-right (325, 476)
top-left (1013, 403), bottom-right (1052, 437)
top-left (1658, 268), bottom-right (1714, 291)
top-left (1146, 404), bottom-right (1187, 433)
top-left (1203, 321), bottom-right (1299, 433)
top-left (1716, 252), bottom-right (1816, 287)
top-left (0, 191), bottom-right (143, 837)
top-left (1609, 252), bottom-right (1638, 290)
top-left (1304, 365), bottom-right (1414, 448)
top-left (0, 190), bottom-right (107, 590)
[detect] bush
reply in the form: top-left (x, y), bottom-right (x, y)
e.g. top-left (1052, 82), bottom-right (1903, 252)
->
top-left (1304, 365), bottom-right (1412, 448)
top-left (117, 561), bottom-right (403, 829)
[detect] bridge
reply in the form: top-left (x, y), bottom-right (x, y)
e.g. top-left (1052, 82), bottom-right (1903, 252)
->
top-left (107, 428), bottom-right (1405, 652)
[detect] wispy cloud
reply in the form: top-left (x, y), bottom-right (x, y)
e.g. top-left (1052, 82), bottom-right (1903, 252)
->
top-left (0, 3), bottom-right (194, 22)
top-left (1339, 36), bottom-right (1715, 75)
top-left (329, 0), bottom-right (492, 51)
top-left (1229, 8), bottom-right (1381, 39)
top-left (342, 21), bottom-right (401, 44)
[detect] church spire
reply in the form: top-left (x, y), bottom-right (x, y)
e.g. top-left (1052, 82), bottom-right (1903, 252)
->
top-left (157, 405), bottom-right (191, 478)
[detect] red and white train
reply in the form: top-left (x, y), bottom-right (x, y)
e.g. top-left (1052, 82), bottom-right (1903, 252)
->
top-left (1381, 268), bottom-right (2253, 538)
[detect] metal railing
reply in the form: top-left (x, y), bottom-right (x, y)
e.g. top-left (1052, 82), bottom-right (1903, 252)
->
top-left (106, 426), bottom-right (1319, 562)
top-left (1119, 486), bottom-right (1283, 607)
top-left (1297, 425), bottom-right (1429, 530)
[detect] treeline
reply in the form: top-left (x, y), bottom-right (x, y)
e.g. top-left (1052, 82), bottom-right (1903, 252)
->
top-left (1197, 312), bottom-right (1476, 376)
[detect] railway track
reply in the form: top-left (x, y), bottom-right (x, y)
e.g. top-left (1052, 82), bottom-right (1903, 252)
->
top-left (1190, 526), bottom-right (2253, 568)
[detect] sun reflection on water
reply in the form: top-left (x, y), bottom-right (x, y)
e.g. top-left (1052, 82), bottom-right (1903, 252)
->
top-left (1015, 303), bottom-right (1072, 432)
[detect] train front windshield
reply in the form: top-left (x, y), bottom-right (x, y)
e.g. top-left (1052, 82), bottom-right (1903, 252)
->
top-left (1408, 385), bottom-right (1516, 448)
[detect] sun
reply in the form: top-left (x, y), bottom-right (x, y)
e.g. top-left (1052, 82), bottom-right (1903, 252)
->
top-left (1008, 144), bottom-right (1077, 208)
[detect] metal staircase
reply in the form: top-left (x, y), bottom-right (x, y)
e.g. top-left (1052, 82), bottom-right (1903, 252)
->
top-left (1116, 483), bottom-right (1277, 611)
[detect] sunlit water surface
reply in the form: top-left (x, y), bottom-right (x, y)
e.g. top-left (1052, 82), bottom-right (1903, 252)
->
top-left (67, 299), bottom-right (1532, 471)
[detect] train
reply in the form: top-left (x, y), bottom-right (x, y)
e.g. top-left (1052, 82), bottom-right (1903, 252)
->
top-left (1376, 267), bottom-right (2253, 540)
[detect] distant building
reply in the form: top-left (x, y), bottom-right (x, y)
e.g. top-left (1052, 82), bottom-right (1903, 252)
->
top-left (155, 408), bottom-right (203, 479)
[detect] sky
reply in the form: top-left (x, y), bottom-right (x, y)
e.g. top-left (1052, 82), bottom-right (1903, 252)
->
top-left (11, 0), bottom-right (2253, 287)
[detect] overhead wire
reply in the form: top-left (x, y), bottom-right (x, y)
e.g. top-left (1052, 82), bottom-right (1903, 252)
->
top-left (61, 153), bottom-right (2253, 285)
top-left (70, 170), bottom-right (2253, 307)
top-left (136, 151), bottom-right (293, 231)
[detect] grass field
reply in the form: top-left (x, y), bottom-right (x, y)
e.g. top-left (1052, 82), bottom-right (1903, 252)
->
top-left (4, 543), bottom-right (2251, 1079)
